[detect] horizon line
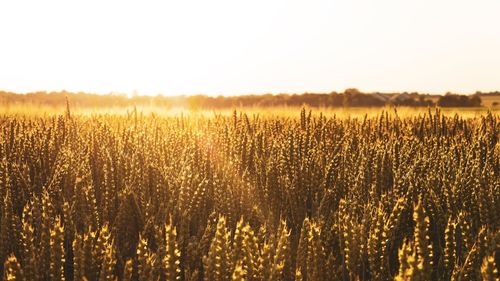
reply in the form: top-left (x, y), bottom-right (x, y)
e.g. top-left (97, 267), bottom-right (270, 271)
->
top-left (1, 88), bottom-right (498, 97)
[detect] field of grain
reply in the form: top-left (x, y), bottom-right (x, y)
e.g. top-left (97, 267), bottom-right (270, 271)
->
top-left (480, 96), bottom-right (500, 108)
top-left (0, 107), bottom-right (498, 280)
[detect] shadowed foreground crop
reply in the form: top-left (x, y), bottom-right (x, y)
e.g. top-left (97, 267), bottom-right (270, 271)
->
top-left (0, 108), bottom-right (498, 280)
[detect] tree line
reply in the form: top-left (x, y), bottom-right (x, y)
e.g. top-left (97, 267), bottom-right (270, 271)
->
top-left (0, 89), bottom-right (493, 109)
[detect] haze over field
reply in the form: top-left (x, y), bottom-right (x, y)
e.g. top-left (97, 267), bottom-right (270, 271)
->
top-left (1, 0), bottom-right (499, 95)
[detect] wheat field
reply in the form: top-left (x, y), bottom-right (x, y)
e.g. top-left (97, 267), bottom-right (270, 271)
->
top-left (0, 106), bottom-right (498, 280)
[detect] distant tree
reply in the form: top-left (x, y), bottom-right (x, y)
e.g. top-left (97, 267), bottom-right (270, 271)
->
top-left (469, 94), bottom-right (481, 107)
top-left (344, 88), bottom-right (361, 95)
top-left (437, 93), bottom-right (481, 107)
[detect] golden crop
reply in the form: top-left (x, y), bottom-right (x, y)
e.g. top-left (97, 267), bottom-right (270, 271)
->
top-left (0, 107), bottom-right (498, 280)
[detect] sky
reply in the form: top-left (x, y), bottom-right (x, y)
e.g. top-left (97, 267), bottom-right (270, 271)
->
top-left (0, 0), bottom-right (499, 96)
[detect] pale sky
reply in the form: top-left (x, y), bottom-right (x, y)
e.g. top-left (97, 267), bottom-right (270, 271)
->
top-left (0, 0), bottom-right (499, 96)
